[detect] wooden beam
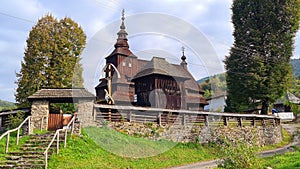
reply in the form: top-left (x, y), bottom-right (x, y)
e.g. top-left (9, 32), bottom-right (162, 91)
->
top-left (223, 117), bottom-right (228, 126)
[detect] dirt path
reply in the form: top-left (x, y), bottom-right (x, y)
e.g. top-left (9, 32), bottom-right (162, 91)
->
top-left (166, 122), bottom-right (300, 169)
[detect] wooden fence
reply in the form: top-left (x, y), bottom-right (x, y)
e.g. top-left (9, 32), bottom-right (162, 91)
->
top-left (94, 104), bottom-right (281, 127)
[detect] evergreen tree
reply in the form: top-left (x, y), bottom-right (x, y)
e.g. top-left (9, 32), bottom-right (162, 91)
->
top-left (225, 0), bottom-right (300, 114)
top-left (15, 15), bottom-right (86, 108)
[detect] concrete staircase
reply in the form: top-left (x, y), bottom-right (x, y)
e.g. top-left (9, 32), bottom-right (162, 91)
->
top-left (0, 132), bottom-right (63, 169)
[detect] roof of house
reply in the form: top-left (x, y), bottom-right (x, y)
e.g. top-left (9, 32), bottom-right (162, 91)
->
top-left (275, 92), bottom-right (300, 105)
top-left (28, 88), bottom-right (95, 100)
top-left (133, 57), bottom-right (190, 80)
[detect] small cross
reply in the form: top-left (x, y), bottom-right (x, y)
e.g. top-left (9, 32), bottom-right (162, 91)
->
top-left (122, 9), bottom-right (125, 20)
top-left (181, 46), bottom-right (185, 55)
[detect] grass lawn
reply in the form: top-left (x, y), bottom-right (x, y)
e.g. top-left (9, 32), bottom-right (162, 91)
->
top-left (48, 126), bottom-right (217, 169)
top-left (261, 147), bottom-right (300, 169)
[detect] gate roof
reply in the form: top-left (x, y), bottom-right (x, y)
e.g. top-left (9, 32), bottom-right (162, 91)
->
top-left (28, 88), bottom-right (95, 103)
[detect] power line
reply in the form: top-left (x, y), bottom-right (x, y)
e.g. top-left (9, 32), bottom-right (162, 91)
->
top-left (0, 11), bottom-right (35, 23)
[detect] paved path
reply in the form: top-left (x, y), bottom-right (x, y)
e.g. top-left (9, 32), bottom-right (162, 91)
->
top-left (166, 123), bottom-right (300, 169)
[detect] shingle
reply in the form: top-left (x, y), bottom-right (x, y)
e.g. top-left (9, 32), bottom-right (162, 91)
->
top-left (28, 88), bottom-right (95, 99)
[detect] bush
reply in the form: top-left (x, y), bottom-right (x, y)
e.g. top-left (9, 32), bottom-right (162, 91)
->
top-left (7, 111), bottom-right (25, 129)
top-left (217, 138), bottom-right (263, 169)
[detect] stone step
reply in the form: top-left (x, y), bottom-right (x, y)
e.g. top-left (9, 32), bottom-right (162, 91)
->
top-left (0, 164), bottom-right (14, 169)
top-left (20, 147), bottom-right (44, 151)
top-left (19, 159), bottom-right (45, 164)
top-left (9, 151), bottom-right (44, 155)
top-left (22, 154), bottom-right (45, 159)
top-left (4, 156), bottom-right (21, 160)
top-left (14, 163), bottom-right (45, 168)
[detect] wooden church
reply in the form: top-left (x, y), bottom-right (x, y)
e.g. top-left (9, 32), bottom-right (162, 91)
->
top-left (95, 11), bottom-right (208, 111)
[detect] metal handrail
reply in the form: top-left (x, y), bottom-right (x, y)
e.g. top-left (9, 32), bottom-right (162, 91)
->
top-left (43, 115), bottom-right (76, 169)
top-left (0, 116), bottom-right (31, 153)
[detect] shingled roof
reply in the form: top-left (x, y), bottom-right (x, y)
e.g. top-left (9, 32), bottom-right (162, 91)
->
top-left (28, 88), bottom-right (95, 101)
top-left (133, 57), bottom-right (190, 80)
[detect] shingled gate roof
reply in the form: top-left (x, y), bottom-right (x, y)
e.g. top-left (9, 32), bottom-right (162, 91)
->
top-left (28, 88), bottom-right (95, 101)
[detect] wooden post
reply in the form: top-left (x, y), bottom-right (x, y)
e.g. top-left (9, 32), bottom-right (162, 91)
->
top-left (45, 151), bottom-right (48, 169)
top-left (28, 116), bottom-right (31, 135)
top-left (56, 131), bottom-right (59, 154)
top-left (129, 111), bottom-right (132, 122)
top-left (181, 114), bottom-right (186, 125)
top-left (204, 115), bottom-right (209, 127)
top-left (251, 118), bottom-right (255, 126)
top-left (108, 64), bottom-right (112, 122)
top-left (223, 117), bottom-right (228, 126)
top-left (5, 132), bottom-right (10, 153)
top-left (64, 129), bottom-right (67, 148)
top-left (158, 113), bottom-right (162, 126)
top-left (16, 128), bottom-right (20, 145)
top-left (71, 117), bottom-right (75, 136)
top-left (238, 117), bottom-right (242, 127)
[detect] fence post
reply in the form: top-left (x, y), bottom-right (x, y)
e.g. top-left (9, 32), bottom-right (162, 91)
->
top-left (45, 151), bottom-right (48, 169)
top-left (223, 117), bottom-right (228, 126)
top-left (158, 113), bottom-right (162, 126)
top-left (5, 132), bottom-right (10, 153)
top-left (71, 117), bottom-right (75, 136)
top-left (181, 114), bottom-right (186, 125)
top-left (16, 128), bottom-right (20, 145)
top-left (251, 118), bottom-right (255, 126)
top-left (238, 117), bottom-right (242, 127)
top-left (64, 129), bottom-right (67, 148)
top-left (28, 116), bottom-right (31, 135)
top-left (56, 131), bottom-right (59, 154)
top-left (204, 115), bottom-right (209, 127)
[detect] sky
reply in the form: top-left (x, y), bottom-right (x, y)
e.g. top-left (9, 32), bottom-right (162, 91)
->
top-left (0, 0), bottom-right (300, 103)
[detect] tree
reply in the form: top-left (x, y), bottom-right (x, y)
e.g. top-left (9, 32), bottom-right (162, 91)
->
top-left (15, 15), bottom-right (86, 108)
top-left (225, 0), bottom-right (300, 114)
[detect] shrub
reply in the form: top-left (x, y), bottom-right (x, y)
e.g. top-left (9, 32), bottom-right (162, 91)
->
top-left (217, 138), bottom-right (263, 169)
top-left (7, 111), bottom-right (25, 129)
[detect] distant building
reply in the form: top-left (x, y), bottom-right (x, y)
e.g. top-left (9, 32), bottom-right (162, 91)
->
top-left (204, 94), bottom-right (226, 112)
top-left (95, 11), bottom-right (208, 111)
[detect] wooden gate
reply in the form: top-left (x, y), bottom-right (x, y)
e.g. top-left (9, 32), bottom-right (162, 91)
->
top-left (48, 114), bottom-right (63, 130)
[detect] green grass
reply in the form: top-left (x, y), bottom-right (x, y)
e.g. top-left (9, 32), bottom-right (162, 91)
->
top-left (0, 132), bottom-right (30, 162)
top-left (261, 147), bottom-right (300, 169)
top-left (48, 127), bottom-right (217, 169)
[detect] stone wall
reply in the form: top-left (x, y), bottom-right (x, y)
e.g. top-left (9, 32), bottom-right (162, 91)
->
top-left (77, 99), bottom-right (96, 127)
top-left (108, 122), bottom-right (282, 146)
top-left (30, 100), bottom-right (49, 134)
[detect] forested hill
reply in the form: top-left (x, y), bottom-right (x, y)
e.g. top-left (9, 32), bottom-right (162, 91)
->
top-left (291, 58), bottom-right (300, 77)
top-left (0, 100), bottom-right (16, 111)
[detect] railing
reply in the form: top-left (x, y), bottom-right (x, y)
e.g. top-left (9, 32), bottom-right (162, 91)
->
top-left (0, 116), bottom-right (31, 153)
top-left (94, 104), bottom-right (281, 127)
top-left (44, 115), bottom-right (76, 169)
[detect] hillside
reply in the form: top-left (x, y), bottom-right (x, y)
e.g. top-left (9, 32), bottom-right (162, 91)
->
top-left (198, 73), bottom-right (227, 98)
top-left (0, 100), bottom-right (16, 111)
top-left (291, 58), bottom-right (300, 77)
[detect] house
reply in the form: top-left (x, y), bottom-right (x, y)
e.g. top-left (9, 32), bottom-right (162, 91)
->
top-left (95, 11), bottom-right (208, 111)
top-left (273, 92), bottom-right (300, 112)
top-left (204, 94), bottom-right (226, 112)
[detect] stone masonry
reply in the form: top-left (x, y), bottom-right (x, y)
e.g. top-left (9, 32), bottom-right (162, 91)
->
top-left (77, 99), bottom-right (96, 127)
top-left (30, 100), bottom-right (49, 134)
top-left (108, 122), bottom-right (283, 146)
